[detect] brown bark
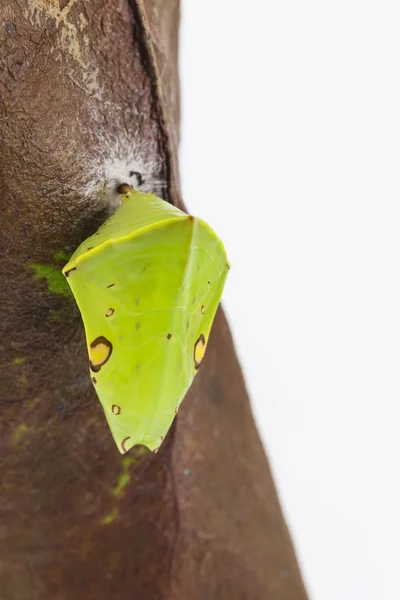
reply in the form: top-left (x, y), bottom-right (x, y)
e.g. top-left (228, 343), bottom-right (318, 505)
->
top-left (0, 1), bottom-right (308, 598)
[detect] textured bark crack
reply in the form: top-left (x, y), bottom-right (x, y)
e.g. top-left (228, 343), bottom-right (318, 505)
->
top-left (128, 0), bottom-right (181, 206)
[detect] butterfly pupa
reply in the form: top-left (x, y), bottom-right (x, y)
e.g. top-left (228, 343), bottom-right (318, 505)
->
top-left (63, 189), bottom-right (229, 454)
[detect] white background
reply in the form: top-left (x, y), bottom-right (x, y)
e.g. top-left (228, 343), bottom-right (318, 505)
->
top-left (180, 2), bottom-right (400, 599)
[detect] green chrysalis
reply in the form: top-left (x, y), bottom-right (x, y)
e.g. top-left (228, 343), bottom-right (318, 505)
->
top-left (63, 189), bottom-right (229, 454)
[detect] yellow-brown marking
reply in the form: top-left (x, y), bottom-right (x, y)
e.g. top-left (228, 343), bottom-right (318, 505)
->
top-left (174, 404), bottom-right (180, 415)
top-left (106, 308), bottom-right (115, 317)
top-left (194, 334), bottom-right (206, 370)
top-left (89, 336), bottom-right (113, 372)
top-left (167, 333), bottom-right (172, 340)
top-left (121, 437), bottom-right (131, 453)
top-left (112, 404), bottom-right (121, 415)
top-left (201, 305), bottom-right (205, 315)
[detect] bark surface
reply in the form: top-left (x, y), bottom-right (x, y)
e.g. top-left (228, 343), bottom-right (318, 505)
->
top-left (0, 2), bottom-right (308, 598)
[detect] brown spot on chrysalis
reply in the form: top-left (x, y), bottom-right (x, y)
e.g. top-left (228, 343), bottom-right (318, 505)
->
top-left (117, 183), bottom-right (134, 194)
top-left (167, 333), bottom-right (172, 340)
top-left (107, 283), bottom-right (115, 288)
top-left (106, 308), bottom-right (115, 317)
top-left (64, 267), bottom-right (76, 277)
top-left (175, 404), bottom-right (180, 415)
top-left (87, 247), bottom-right (94, 251)
top-left (92, 377), bottom-right (97, 385)
top-left (201, 305), bottom-right (205, 315)
top-left (208, 280), bottom-right (211, 285)
top-left (121, 436), bottom-right (131, 453)
top-left (89, 336), bottom-right (113, 372)
top-left (112, 405), bottom-right (121, 415)
top-left (194, 334), bottom-right (206, 370)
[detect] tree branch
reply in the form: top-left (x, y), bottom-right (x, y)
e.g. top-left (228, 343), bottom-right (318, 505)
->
top-left (0, 1), bottom-right (308, 598)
